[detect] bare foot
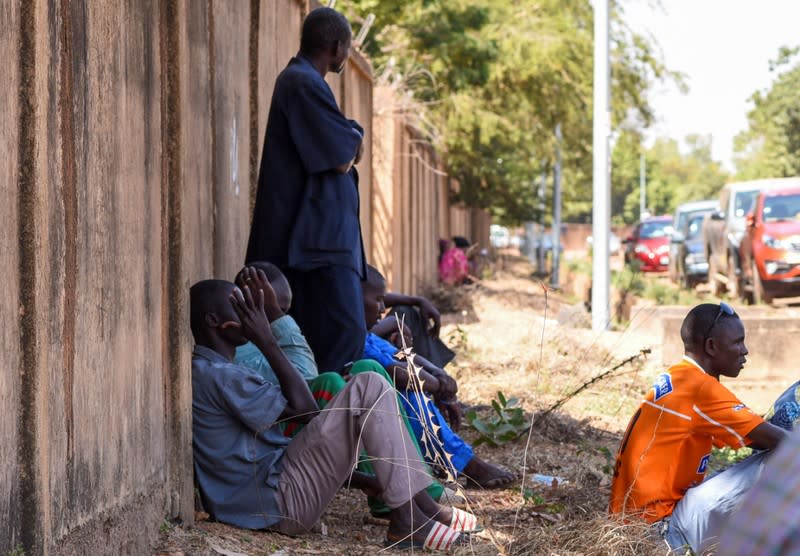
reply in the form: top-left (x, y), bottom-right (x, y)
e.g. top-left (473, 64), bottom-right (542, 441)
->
top-left (462, 456), bottom-right (516, 489)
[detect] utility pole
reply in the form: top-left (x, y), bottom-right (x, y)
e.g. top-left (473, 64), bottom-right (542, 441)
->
top-left (538, 164), bottom-right (546, 274)
top-left (591, 0), bottom-right (611, 331)
top-left (551, 124), bottom-right (562, 290)
top-left (640, 152), bottom-right (646, 219)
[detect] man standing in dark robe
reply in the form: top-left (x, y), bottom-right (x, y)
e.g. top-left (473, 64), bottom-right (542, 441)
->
top-left (246, 7), bottom-right (366, 373)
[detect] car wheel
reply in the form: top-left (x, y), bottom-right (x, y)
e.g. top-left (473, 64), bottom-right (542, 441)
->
top-left (752, 260), bottom-right (773, 305)
top-left (726, 254), bottom-right (740, 300)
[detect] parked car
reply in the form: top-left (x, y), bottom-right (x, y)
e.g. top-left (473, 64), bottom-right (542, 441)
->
top-left (674, 212), bottom-right (712, 288)
top-left (669, 199), bottom-right (718, 283)
top-left (624, 216), bottom-right (674, 272)
top-left (738, 184), bottom-right (800, 303)
top-left (490, 224), bottom-right (510, 249)
top-left (704, 178), bottom-right (800, 297)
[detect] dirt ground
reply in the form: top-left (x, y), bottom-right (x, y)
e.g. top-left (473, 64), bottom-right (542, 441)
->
top-left (155, 255), bottom-right (674, 556)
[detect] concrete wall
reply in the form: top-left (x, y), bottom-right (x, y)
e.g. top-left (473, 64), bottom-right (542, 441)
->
top-left (1, 1), bottom-right (22, 548)
top-left (3, 1), bottom-right (172, 554)
top-left (0, 0), bottom-right (308, 554)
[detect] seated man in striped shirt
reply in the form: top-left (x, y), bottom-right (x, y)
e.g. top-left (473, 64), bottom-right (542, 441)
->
top-left (609, 303), bottom-right (787, 547)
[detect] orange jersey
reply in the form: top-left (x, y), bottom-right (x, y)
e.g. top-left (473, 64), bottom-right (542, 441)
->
top-left (609, 358), bottom-right (764, 522)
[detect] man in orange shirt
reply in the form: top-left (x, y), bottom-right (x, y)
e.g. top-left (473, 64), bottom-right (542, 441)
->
top-left (609, 303), bottom-right (787, 545)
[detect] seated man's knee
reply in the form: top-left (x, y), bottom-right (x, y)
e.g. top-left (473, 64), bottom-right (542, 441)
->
top-left (349, 370), bottom-right (392, 395)
top-left (350, 358), bottom-right (385, 375)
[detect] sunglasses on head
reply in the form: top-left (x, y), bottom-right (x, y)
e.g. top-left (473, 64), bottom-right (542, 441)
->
top-left (703, 302), bottom-right (735, 339)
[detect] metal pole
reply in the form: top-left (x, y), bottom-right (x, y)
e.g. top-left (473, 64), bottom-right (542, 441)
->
top-left (537, 164), bottom-right (546, 274)
top-left (640, 152), bottom-right (646, 219)
top-left (551, 124), bottom-right (562, 290)
top-left (591, 0), bottom-right (611, 331)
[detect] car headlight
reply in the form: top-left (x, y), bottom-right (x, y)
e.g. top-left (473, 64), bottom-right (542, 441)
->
top-left (656, 244), bottom-right (670, 255)
top-left (634, 245), bottom-right (649, 254)
top-left (763, 235), bottom-right (790, 249)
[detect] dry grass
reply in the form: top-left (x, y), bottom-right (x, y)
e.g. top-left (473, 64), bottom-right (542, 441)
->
top-left (156, 255), bottom-right (669, 556)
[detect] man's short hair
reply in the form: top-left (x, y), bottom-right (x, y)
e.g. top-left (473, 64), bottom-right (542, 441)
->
top-left (236, 261), bottom-right (285, 286)
top-left (364, 264), bottom-right (385, 290)
top-left (300, 7), bottom-right (351, 55)
top-left (190, 279), bottom-right (234, 340)
top-left (680, 303), bottom-right (739, 350)
top-left (452, 236), bottom-right (471, 249)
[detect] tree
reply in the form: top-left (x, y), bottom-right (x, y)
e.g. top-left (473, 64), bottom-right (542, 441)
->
top-left (734, 46), bottom-right (800, 179)
top-left (611, 134), bottom-right (728, 224)
top-left (343, 0), bottom-right (674, 224)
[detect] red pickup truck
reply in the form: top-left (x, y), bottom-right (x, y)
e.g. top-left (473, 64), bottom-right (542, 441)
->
top-left (739, 185), bottom-right (800, 304)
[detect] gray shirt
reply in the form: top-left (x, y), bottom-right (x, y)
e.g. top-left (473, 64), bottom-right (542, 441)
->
top-left (192, 345), bottom-right (289, 529)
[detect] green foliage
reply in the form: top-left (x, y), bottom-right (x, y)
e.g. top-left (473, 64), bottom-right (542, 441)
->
top-left (612, 132), bottom-right (728, 225)
top-left (5, 546), bottom-right (25, 556)
top-left (708, 446), bottom-right (753, 476)
top-left (341, 0), bottom-right (674, 223)
top-left (466, 391), bottom-right (531, 446)
top-left (566, 258), bottom-right (592, 276)
top-left (735, 46), bottom-right (800, 180)
top-left (612, 267), bottom-right (705, 306)
top-left (447, 324), bottom-right (470, 353)
top-left (159, 519), bottom-right (172, 534)
top-left (611, 266), bottom-right (645, 297)
top-left (522, 489), bottom-right (546, 505)
top-left (577, 443), bottom-right (615, 475)
top-left (597, 446), bottom-right (615, 475)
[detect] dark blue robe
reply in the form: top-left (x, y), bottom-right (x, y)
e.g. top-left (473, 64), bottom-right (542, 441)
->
top-left (246, 54), bottom-right (365, 274)
top-left (246, 54), bottom-right (367, 372)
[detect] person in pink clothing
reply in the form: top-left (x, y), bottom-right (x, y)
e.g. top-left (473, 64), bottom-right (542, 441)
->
top-left (438, 239), bottom-right (469, 285)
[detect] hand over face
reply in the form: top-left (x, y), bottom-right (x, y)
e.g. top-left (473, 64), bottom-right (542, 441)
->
top-left (229, 283), bottom-right (273, 346)
top-left (238, 266), bottom-right (283, 322)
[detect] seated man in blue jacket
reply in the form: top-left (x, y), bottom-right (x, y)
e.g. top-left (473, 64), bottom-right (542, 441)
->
top-left (362, 265), bottom-right (515, 489)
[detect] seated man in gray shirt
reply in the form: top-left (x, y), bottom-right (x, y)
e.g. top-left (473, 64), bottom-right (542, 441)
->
top-left (190, 271), bottom-right (468, 550)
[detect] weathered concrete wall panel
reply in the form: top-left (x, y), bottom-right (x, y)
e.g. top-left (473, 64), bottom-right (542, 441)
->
top-left (180, 0), bottom-right (215, 284)
top-left (32, 0), bottom-right (168, 551)
top-left (371, 87), bottom-right (397, 287)
top-left (342, 56), bottom-right (374, 261)
top-left (255, 0), bottom-right (303, 149)
top-left (1, 0), bottom-right (21, 550)
top-left (212, 1), bottom-right (252, 280)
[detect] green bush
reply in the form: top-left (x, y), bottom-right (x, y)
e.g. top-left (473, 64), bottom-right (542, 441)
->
top-left (466, 391), bottom-right (531, 447)
top-left (707, 446), bottom-right (753, 476)
top-left (612, 266), bottom-right (645, 296)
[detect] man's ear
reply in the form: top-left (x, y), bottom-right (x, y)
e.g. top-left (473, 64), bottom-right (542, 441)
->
top-left (205, 312), bottom-right (221, 328)
top-left (703, 336), bottom-right (717, 357)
